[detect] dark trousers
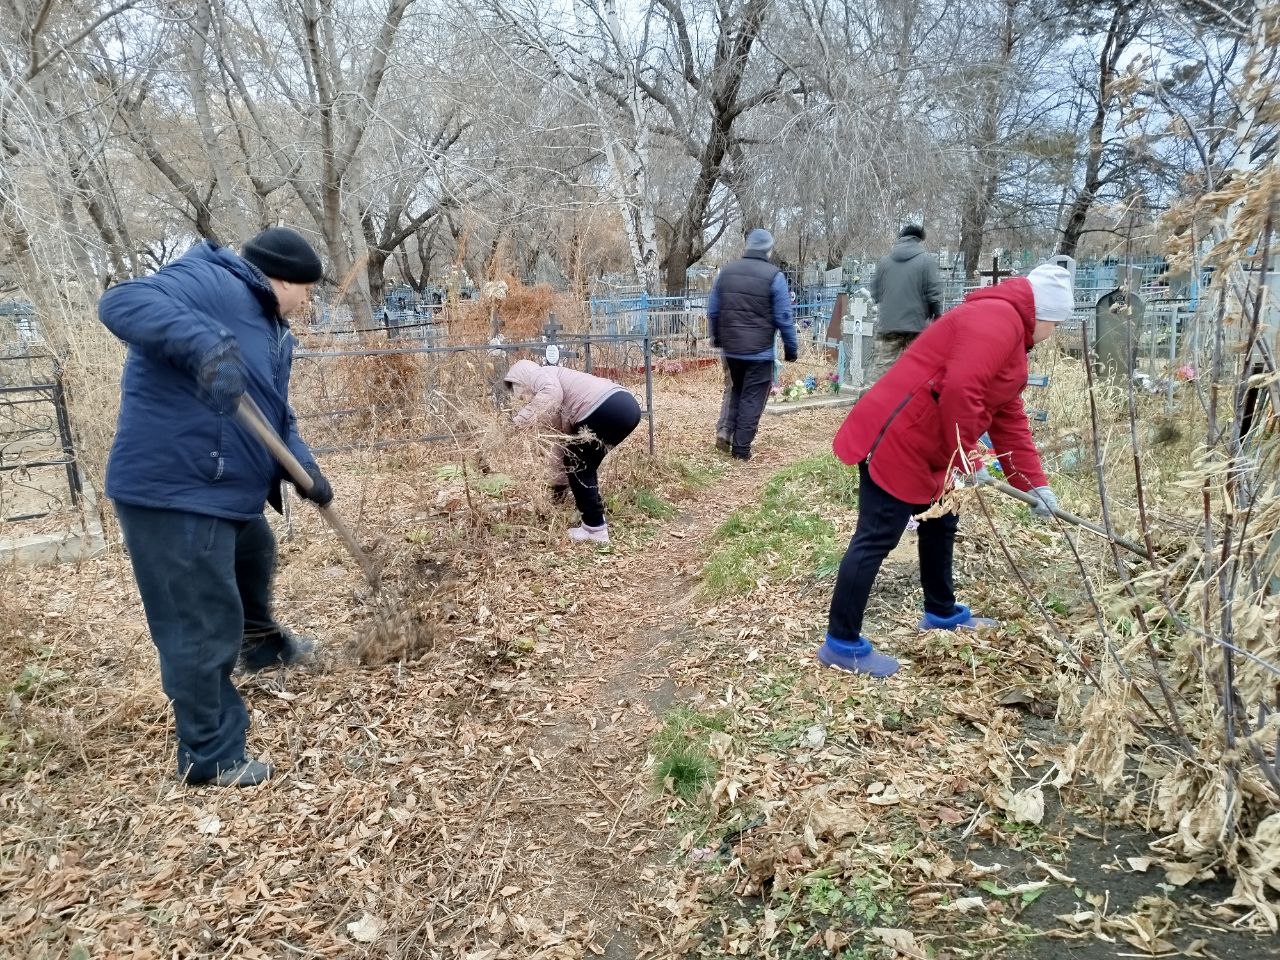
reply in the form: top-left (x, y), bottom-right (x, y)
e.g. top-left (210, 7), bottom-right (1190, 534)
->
top-left (115, 503), bottom-right (286, 782)
top-left (715, 362), bottom-right (734, 441)
top-left (827, 464), bottom-right (958, 642)
top-left (721, 357), bottom-right (775, 457)
top-left (565, 391), bottom-right (642, 527)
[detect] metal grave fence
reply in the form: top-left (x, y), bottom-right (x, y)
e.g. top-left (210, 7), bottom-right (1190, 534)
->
top-left (290, 324), bottom-right (657, 458)
top-left (0, 353), bottom-right (82, 522)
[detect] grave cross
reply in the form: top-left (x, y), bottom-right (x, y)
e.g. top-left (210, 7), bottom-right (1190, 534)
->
top-left (977, 255), bottom-right (1008, 286)
top-left (542, 313), bottom-right (563, 366)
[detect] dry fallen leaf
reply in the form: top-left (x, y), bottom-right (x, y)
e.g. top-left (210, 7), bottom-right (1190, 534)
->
top-left (1034, 858), bottom-right (1077, 883)
top-left (346, 912), bottom-right (383, 943)
top-left (196, 814), bottom-right (221, 836)
top-left (941, 897), bottom-right (986, 914)
top-left (870, 927), bottom-right (927, 958)
top-left (1004, 785), bottom-right (1046, 825)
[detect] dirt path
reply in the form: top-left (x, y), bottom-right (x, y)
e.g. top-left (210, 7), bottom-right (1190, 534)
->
top-left (465, 407), bottom-right (845, 956)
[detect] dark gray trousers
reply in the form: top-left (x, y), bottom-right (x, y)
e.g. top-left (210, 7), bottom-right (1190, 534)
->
top-left (720, 357), bottom-right (775, 457)
top-left (115, 503), bottom-right (286, 782)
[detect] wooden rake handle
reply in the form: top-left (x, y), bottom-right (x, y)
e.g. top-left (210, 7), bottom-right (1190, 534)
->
top-left (233, 394), bottom-right (382, 591)
top-left (990, 480), bottom-right (1151, 561)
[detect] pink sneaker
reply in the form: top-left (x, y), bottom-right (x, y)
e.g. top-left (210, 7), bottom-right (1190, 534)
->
top-left (568, 523), bottom-right (609, 544)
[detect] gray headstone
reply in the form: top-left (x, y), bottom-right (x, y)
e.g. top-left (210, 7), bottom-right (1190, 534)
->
top-left (1050, 254), bottom-right (1077, 287)
top-left (1094, 289), bottom-right (1145, 377)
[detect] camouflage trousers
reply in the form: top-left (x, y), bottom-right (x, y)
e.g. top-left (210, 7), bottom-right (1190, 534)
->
top-left (871, 332), bottom-right (919, 381)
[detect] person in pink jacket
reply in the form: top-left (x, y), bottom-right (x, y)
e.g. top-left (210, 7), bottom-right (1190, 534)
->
top-left (503, 359), bottom-right (642, 543)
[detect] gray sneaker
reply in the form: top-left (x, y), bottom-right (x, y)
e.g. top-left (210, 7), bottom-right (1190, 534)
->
top-left (213, 756), bottom-right (275, 787)
top-left (239, 631), bottom-right (316, 673)
top-left (279, 632), bottom-right (316, 665)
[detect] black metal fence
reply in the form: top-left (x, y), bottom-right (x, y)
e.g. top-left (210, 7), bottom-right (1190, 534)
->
top-left (0, 353), bottom-right (82, 522)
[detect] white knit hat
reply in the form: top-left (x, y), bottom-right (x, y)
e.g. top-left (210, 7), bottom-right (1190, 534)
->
top-left (1026, 264), bottom-right (1074, 322)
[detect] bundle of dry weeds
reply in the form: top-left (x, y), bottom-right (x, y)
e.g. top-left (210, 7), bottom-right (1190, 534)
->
top-left (978, 10), bottom-right (1280, 929)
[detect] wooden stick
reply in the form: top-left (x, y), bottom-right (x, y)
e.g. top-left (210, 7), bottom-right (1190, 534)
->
top-left (991, 480), bottom-right (1152, 561)
top-left (234, 394), bottom-right (382, 591)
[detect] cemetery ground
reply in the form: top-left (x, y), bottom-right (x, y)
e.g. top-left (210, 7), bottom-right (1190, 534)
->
top-left (0, 367), bottom-right (1274, 960)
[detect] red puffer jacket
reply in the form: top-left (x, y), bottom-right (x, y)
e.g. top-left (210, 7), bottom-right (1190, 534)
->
top-left (834, 278), bottom-right (1048, 504)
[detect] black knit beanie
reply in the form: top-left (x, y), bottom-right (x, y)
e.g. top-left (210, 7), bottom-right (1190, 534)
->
top-left (241, 228), bottom-right (323, 283)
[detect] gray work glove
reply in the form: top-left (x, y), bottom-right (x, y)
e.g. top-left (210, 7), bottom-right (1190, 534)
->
top-left (973, 466), bottom-right (994, 486)
top-left (1030, 485), bottom-right (1058, 519)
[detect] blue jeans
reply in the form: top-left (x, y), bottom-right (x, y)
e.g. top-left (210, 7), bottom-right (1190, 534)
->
top-left (115, 503), bottom-right (285, 782)
top-left (826, 464), bottom-right (958, 641)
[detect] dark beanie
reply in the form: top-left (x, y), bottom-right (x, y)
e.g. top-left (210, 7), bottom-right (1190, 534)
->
top-left (241, 228), bottom-right (323, 283)
top-left (900, 224), bottom-right (926, 241)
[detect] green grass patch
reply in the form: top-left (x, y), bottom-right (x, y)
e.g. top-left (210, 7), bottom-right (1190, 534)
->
top-left (624, 483), bottom-right (675, 522)
top-left (654, 746), bottom-right (715, 801)
top-left (651, 707), bottom-right (729, 801)
top-left (672, 455), bottom-right (726, 490)
top-left (702, 453), bottom-right (857, 595)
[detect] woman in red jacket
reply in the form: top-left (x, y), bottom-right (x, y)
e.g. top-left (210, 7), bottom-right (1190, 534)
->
top-left (818, 264), bottom-right (1073, 677)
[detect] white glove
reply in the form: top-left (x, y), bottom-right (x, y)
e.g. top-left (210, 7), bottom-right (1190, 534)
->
top-left (1030, 485), bottom-right (1058, 519)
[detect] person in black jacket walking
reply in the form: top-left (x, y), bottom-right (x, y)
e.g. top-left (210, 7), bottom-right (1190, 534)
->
top-left (870, 225), bottom-right (943, 378)
top-left (708, 229), bottom-right (798, 460)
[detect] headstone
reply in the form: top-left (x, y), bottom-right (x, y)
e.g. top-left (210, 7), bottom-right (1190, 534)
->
top-left (542, 314), bottom-right (562, 365)
top-left (1094, 290), bottom-right (1145, 377)
top-left (825, 293), bottom-right (847, 346)
top-left (1050, 254), bottom-right (1077, 286)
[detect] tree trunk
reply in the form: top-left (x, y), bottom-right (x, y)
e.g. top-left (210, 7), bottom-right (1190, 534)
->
top-left (957, 172), bottom-right (998, 278)
top-left (954, 0), bottom-right (1016, 277)
top-left (663, 243), bottom-right (691, 298)
top-left (654, 0), bottom-right (770, 294)
top-left (366, 249), bottom-right (388, 313)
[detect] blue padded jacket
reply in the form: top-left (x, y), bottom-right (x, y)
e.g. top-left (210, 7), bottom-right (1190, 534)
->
top-left (100, 241), bottom-right (318, 520)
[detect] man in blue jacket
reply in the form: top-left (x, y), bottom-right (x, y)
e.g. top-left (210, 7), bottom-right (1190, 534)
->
top-left (708, 228), bottom-right (798, 461)
top-left (100, 227), bottom-right (332, 788)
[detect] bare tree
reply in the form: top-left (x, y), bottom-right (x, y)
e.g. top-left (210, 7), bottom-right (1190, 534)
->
top-left (1056, 0), bottom-right (1151, 257)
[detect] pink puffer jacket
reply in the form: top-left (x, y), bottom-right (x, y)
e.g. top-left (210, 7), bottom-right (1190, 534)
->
top-left (504, 359), bottom-right (626, 432)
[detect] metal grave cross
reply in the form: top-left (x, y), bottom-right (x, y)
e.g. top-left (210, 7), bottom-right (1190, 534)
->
top-left (542, 313), bottom-right (562, 365)
top-left (977, 255), bottom-right (1008, 287)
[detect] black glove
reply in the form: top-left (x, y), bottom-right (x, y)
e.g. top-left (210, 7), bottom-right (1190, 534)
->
top-left (197, 342), bottom-right (247, 413)
top-left (783, 346), bottom-right (798, 363)
top-left (296, 465), bottom-right (333, 506)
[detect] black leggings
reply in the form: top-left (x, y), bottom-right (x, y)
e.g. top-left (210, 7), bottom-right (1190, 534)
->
top-left (827, 463), bottom-right (958, 641)
top-left (564, 391), bottom-right (642, 526)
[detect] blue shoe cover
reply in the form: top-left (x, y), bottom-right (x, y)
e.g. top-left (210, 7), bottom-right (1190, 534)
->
top-left (918, 604), bottom-right (1000, 631)
top-left (816, 635), bottom-right (900, 677)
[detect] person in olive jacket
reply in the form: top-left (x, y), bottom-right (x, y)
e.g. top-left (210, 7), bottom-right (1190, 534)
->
top-left (100, 227), bottom-right (331, 787)
top-left (870, 224), bottom-right (944, 377)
